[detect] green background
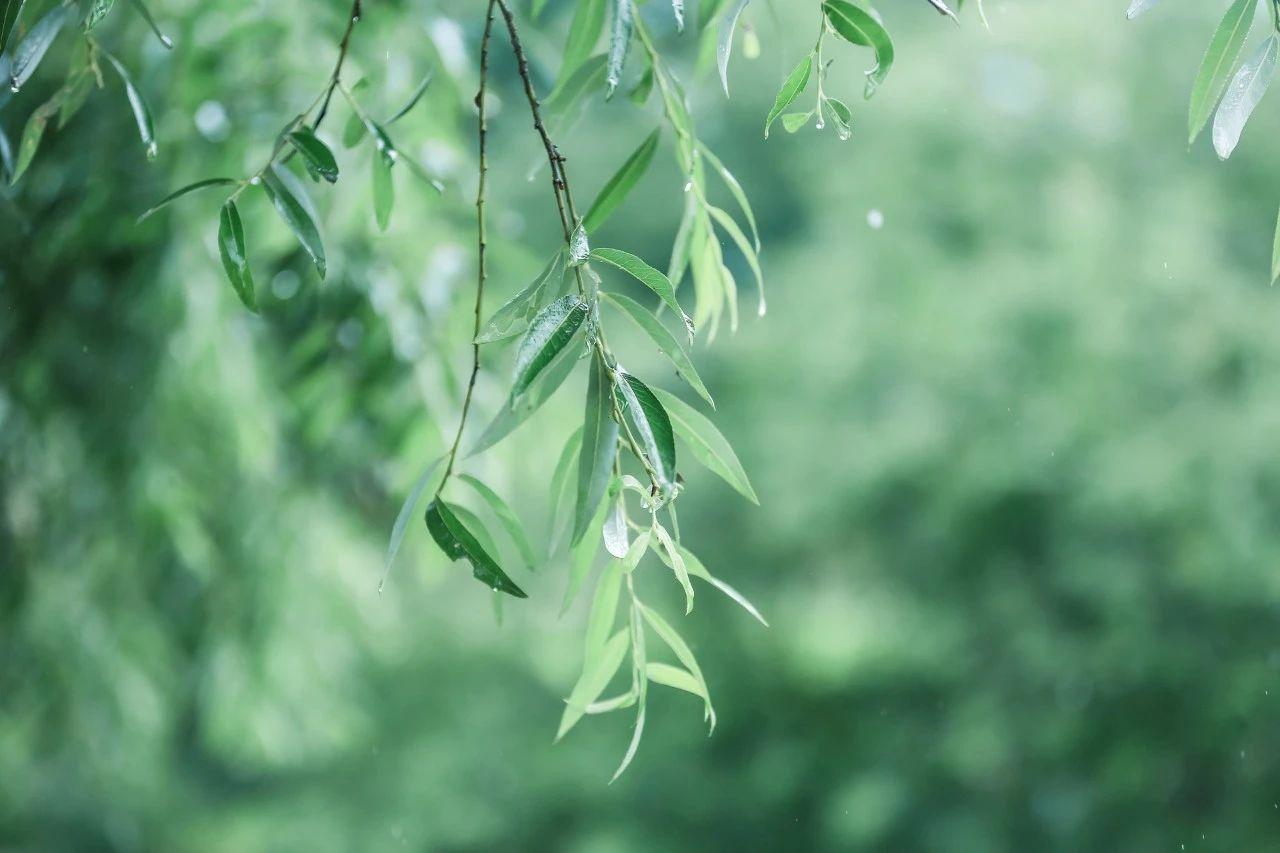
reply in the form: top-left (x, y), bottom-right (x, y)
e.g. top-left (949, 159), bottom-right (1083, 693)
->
top-left (4, 0), bottom-right (1280, 849)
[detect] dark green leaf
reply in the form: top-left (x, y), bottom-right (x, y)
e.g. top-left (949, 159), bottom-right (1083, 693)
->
top-left (476, 250), bottom-right (565, 345)
top-left (603, 291), bottom-right (713, 408)
top-left (137, 178), bottom-right (237, 222)
top-left (614, 371), bottom-right (677, 495)
top-left (470, 329), bottom-right (585, 456)
top-left (512, 295), bottom-right (589, 400)
top-left (1188, 0), bottom-right (1258, 144)
top-left (372, 147), bottom-right (394, 230)
top-left (583, 128), bottom-right (659, 232)
top-left (457, 474), bottom-right (538, 569)
top-left (261, 163), bottom-right (327, 278)
top-left (592, 247), bottom-right (693, 338)
top-left (574, 351), bottom-right (620, 545)
top-left (550, 0), bottom-right (606, 102)
top-left (217, 201), bottom-right (256, 312)
top-left (8, 5), bottom-right (68, 92)
top-left (103, 52), bottom-right (157, 159)
top-left (126, 0), bottom-right (172, 48)
top-left (652, 387), bottom-right (757, 503)
top-left (822, 0), bottom-right (895, 98)
top-left (424, 500), bottom-right (527, 598)
top-left (765, 53), bottom-right (812, 137)
top-left (287, 128), bottom-right (339, 183)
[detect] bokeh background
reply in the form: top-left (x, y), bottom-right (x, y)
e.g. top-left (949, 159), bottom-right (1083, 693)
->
top-left (5, 0), bottom-right (1280, 849)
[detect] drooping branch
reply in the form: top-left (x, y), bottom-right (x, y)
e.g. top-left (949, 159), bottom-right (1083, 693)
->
top-left (312, 0), bottom-right (365, 131)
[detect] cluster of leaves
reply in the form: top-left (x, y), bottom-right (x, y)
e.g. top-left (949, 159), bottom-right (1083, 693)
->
top-left (1127, 0), bottom-right (1280, 280)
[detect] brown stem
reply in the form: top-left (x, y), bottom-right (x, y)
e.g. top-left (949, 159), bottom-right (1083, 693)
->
top-left (438, 0), bottom-right (498, 489)
top-left (312, 0), bottom-right (365, 131)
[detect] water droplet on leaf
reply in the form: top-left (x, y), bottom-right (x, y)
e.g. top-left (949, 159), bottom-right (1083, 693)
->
top-left (867, 209), bottom-right (884, 229)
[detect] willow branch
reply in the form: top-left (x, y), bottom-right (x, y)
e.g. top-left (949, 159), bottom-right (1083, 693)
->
top-left (312, 0), bottom-right (365, 131)
top-left (438, 0), bottom-right (498, 489)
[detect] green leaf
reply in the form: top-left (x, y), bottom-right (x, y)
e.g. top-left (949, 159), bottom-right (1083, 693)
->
top-left (424, 500), bottom-right (527, 598)
top-left (364, 118), bottom-right (398, 166)
top-left (609, 611), bottom-right (647, 782)
top-left (557, 628), bottom-right (630, 741)
top-left (697, 142), bottom-right (760, 252)
top-left (628, 65), bottom-right (654, 105)
top-left (602, 491), bottom-right (629, 558)
top-left (764, 53), bottom-right (812, 137)
top-left (137, 178), bottom-right (238, 222)
top-left (547, 426), bottom-right (584, 552)
top-left (372, 146), bottom-right (394, 230)
top-left (646, 663), bottom-right (703, 697)
top-left (1187, 0), bottom-right (1258, 145)
top-left (1272, 206), bottom-right (1280, 285)
top-left (706, 204), bottom-right (764, 318)
top-left (550, 0), bottom-right (606, 102)
top-left (822, 0), bottom-right (895, 99)
top-left (544, 54), bottom-right (607, 117)
top-left (823, 95), bottom-right (853, 140)
top-left (8, 5), bottom-right (68, 92)
top-left (470, 332), bottom-right (585, 456)
top-left (602, 291), bottom-right (714, 408)
top-left (653, 522), bottom-right (694, 613)
top-left (592, 248), bottom-right (693, 339)
top-left (85, 0), bottom-right (115, 31)
top-left (716, 0), bottom-right (750, 96)
top-left (57, 48), bottom-right (97, 129)
top-left (1212, 34), bottom-right (1277, 159)
top-left (261, 163), bottom-right (326, 278)
top-left (563, 478), bottom-right (616, 613)
top-left (217, 201), bottom-right (256, 312)
top-left (448, 503), bottom-right (502, 560)
top-left (667, 192), bottom-right (698, 287)
top-left (10, 89), bottom-right (63, 184)
top-left (583, 558), bottom-right (623, 668)
top-left (456, 474), bottom-right (537, 569)
top-left (342, 112), bottom-right (367, 148)
top-left (103, 52), bottom-right (156, 160)
top-left (380, 455), bottom-right (446, 591)
top-left (569, 222), bottom-right (591, 266)
top-left (651, 387), bottom-right (758, 504)
top-left (0, 0), bottom-right (27, 57)
top-left (125, 0), bottom-right (172, 47)
top-left (287, 128), bottom-right (339, 183)
top-left (387, 71), bottom-right (433, 124)
top-left (782, 111), bottom-right (812, 133)
top-left (583, 129), bottom-right (659, 233)
top-left (574, 351), bottom-right (620, 545)
top-left (637, 600), bottom-right (715, 731)
top-left (606, 0), bottom-right (634, 97)
top-left (614, 371), bottom-right (677, 496)
top-left (475, 250), bottom-right (565, 345)
top-left (680, 545), bottom-right (768, 626)
top-left (512, 295), bottom-right (589, 401)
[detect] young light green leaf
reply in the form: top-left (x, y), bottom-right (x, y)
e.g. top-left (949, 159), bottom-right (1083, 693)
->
top-left (592, 247), bottom-right (693, 339)
top-left (470, 333), bottom-right (585, 456)
top-left (10, 90), bottom-right (62, 184)
top-left (706, 204), bottom-right (764, 317)
top-left (609, 672), bottom-right (646, 782)
top-left (457, 474), bottom-right (538, 569)
top-left (512, 295), bottom-right (589, 401)
top-left (823, 95), bottom-right (853, 141)
top-left (8, 5), bottom-right (68, 92)
top-left (602, 291), bottom-right (714, 408)
top-left (217, 201), bottom-right (256, 312)
top-left (764, 53), bottom-right (812, 137)
top-left (137, 178), bottom-right (238, 222)
top-left (629, 65), bottom-right (654, 104)
top-left (1212, 34), bottom-right (1277, 159)
top-left (646, 662), bottom-right (704, 697)
top-left (387, 71), bottom-right (433, 124)
top-left (667, 192), bottom-right (698, 287)
top-left (550, 0), bottom-right (606, 102)
top-left (823, 0), bottom-right (895, 99)
top-left (1125, 0), bottom-right (1160, 19)
top-left (614, 370), bottom-right (677, 495)
top-left (574, 351), bottom-right (620, 545)
top-left (547, 425), bottom-right (584, 552)
top-left (653, 522), bottom-right (694, 613)
top-left (379, 454), bottom-right (446, 592)
top-left (364, 118), bottom-right (399, 166)
top-left (584, 560), bottom-right (623, 667)
top-left (343, 111), bottom-right (367, 148)
top-left (103, 53), bottom-right (157, 159)
top-left (623, 526), bottom-right (650, 572)
top-left (563, 479), bottom-right (615, 613)
top-left (1187, 0), bottom-right (1258, 145)
top-left (637, 600), bottom-right (715, 731)
top-left (606, 0), bottom-right (634, 97)
top-left (782, 111), bottom-right (813, 133)
top-left (372, 146), bottom-right (394, 230)
top-left (680, 545), bottom-right (768, 626)
top-left (651, 387), bottom-right (758, 504)
top-left (586, 691), bottom-right (637, 714)
top-left (262, 163), bottom-right (326, 278)
top-left (475, 250), bottom-right (565, 344)
top-left (424, 500), bottom-right (527, 598)
top-left (544, 54), bottom-right (607, 117)
top-left (582, 128), bottom-right (659, 232)
top-left (697, 142), bottom-right (760, 251)
top-left (557, 628), bottom-right (630, 741)
top-left (716, 0), bottom-right (750, 96)
top-left (287, 128), bottom-right (339, 183)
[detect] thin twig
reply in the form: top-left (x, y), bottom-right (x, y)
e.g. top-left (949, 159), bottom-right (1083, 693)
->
top-left (438, 0), bottom-right (498, 489)
top-left (313, 0), bottom-right (365, 131)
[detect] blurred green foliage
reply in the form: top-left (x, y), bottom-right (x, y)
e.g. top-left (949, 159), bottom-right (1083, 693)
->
top-left (4, 0), bottom-right (1280, 850)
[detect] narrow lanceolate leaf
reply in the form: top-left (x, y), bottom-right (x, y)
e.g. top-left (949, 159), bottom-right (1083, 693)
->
top-left (764, 53), bottom-right (812, 137)
top-left (425, 500), bottom-right (527, 598)
top-left (583, 129), bottom-right (659, 232)
top-left (457, 475), bottom-right (538, 569)
top-left (217, 201), bottom-right (256, 312)
top-left (680, 545), bottom-right (768, 626)
top-left (551, 0), bottom-right (606, 101)
top-left (126, 0), bottom-right (172, 48)
top-left (574, 352), bottom-right (620, 545)
top-left (476, 250), bottom-right (565, 344)
top-left (823, 0), bottom-right (895, 99)
top-left (614, 371), bottom-right (677, 495)
top-left (11, 90), bottom-right (63, 184)
top-left (557, 629), bottom-right (630, 740)
top-left (0, 0), bottom-right (27, 57)
top-left (262, 163), bottom-right (326, 277)
top-left (562, 478), bottom-right (615, 613)
top-left (706, 204), bottom-right (764, 316)
top-left (363, 118), bottom-right (398, 166)
top-left (647, 663), bottom-right (704, 697)
top-left (138, 178), bottom-right (238, 222)
top-left (698, 142), bottom-right (760, 251)
top-left (544, 54), bottom-right (607, 118)
top-left (380, 455), bottom-right (446, 591)
top-left (547, 426), bottom-right (584, 552)
top-left (606, 0), bottom-right (634, 97)
top-left (584, 561), bottom-right (623, 668)
top-left (512, 295), bottom-right (589, 401)
top-left (716, 0), bottom-right (750, 96)
top-left (1187, 0), bottom-right (1258, 145)
top-left (1125, 0), bottom-right (1160, 19)
top-left (86, 0), bottom-right (115, 31)
top-left (603, 291), bottom-right (714, 408)
top-left (652, 387), bottom-right (758, 504)
top-left (103, 53), bottom-right (157, 159)
top-left (470, 335), bottom-right (584, 456)
top-left (637, 601), bottom-right (715, 731)
top-left (1272, 206), bottom-right (1280, 284)
top-left (592, 248), bottom-right (693, 339)
top-left (1212, 34), bottom-right (1278, 159)
top-left (372, 147), bottom-right (394, 230)
top-left (653, 522), bottom-right (694, 613)
top-left (287, 128), bottom-right (339, 183)
top-left (387, 71), bottom-right (433, 124)
top-left (8, 5), bottom-right (67, 92)
top-left (609, 612), bottom-right (647, 782)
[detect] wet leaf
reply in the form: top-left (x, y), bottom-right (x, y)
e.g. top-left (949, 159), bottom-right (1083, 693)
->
top-left (103, 53), bottom-right (157, 159)
top-left (823, 0), bottom-right (895, 99)
top-left (457, 474), bottom-right (538, 569)
top-left (512, 295), bottom-right (590, 401)
top-left (1212, 34), bottom-right (1277, 159)
top-left (614, 370), bottom-right (677, 495)
top-left (1187, 0), bottom-right (1257, 145)
top-left (652, 387), bottom-right (758, 503)
top-left (217, 201), bottom-right (256, 312)
top-left (602, 291), bottom-right (713, 408)
top-left (372, 146), bottom-right (394, 230)
top-left (287, 128), bottom-right (339, 183)
top-left (764, 53), bottom-right (812, 137)
top-left (425, 500), bottom-right (527, 598)
top-left (606, 0), bottom-right (634, 97)
top-left (261, 163), bottom-right (326, 277)
top-left (716, 0), bottom-right (750, 96)
top-left (9, 5), bottom-right (68, 92)
top-left (475, 250), bottom-right (565, 344)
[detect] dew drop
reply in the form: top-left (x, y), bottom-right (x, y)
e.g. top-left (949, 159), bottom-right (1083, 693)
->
top-left (866, 208), bottom-right (884, 230)
top-left (9, 83), bottom-right (19, 94)
top-left (160, 35), bottom-right (174, 49)
top-left (757, 298), bottom-right (767, 318)
top-left (145, 141), bottom-right (158, 160)
top-left (683, 181), bottom-right (692, 193)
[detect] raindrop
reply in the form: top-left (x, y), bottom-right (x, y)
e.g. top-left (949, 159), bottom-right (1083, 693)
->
top-left (683, 181), bottom-right (692, 193)
top-left (866, 208), bottom-right (884, 230)
top-left (757, 298), bottom-right (767, 318)
top-left (159, 35), bottom-right (174, 49)
top-left (145, 141), bottom-right (158, 160)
